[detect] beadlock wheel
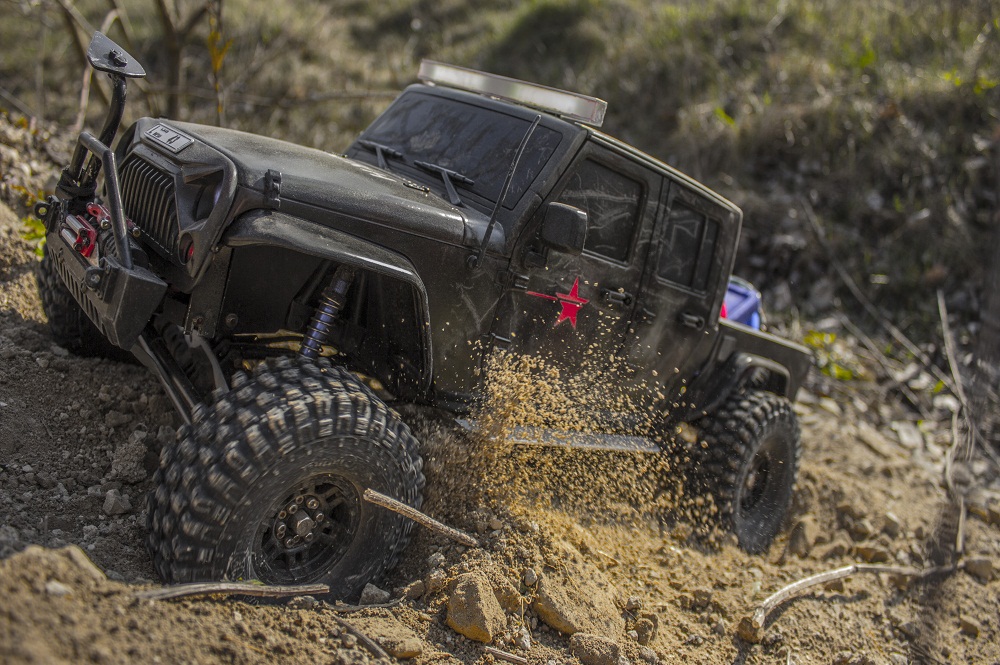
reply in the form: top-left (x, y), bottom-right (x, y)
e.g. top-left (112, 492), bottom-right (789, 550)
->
top-left (146, 357), bottom-right (424, 597)
top-left (694, 389), bottom-right (801, 553)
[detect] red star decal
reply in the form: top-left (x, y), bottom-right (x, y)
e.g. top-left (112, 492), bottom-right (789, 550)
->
top-left (526, 277), bottom-right (590, 328)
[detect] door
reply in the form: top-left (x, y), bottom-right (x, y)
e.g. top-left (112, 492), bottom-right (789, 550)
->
top-left (490, 143), bottom-right (661, 412)
top-left (626, 180), bottom-right (737, 408)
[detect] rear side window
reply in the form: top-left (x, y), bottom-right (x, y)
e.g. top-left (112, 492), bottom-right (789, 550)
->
top-left (556, 159), bottom-right (642, 262)
top-left (656, 201), bottom-right (719, 292)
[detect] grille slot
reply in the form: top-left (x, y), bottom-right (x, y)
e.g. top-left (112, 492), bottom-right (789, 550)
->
top-left (120, 154), bottom-right (180, 262)
top-left (53, 252), bottom-right (103, 333)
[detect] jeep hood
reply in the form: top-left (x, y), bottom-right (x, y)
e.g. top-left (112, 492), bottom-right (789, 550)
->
top-left (168, 121), bottom-right (495, 249)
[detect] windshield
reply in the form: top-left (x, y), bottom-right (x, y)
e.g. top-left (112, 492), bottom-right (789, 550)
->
top-left (358, 91), bottom-right (563, 214)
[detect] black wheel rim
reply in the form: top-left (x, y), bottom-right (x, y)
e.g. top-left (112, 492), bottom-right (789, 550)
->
top-left (738, 431), bottom-right (787, 519)
top-left (740, 452), bottom-right (771, 514)
top-left (252, 474), bottom-right (361, 585)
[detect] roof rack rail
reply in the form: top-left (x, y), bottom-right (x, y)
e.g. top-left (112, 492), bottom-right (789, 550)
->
top-left (417, 60), bottom-right (607, 127)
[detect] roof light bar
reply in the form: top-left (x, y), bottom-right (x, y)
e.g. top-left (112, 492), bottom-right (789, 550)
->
top-left (418, 60), bottom-right (607, 127)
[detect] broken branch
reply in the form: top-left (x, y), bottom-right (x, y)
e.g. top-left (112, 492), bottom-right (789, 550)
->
top-left (485, 646), bottom-right (529, 665)
top-left (135, 582), bottom-right (328, 601)
top-left (737, 562), bottom-right (956, 643)
top-left (331, 615), bottom-right (391, 660)
top-left (363, 488), bottom-right (479, 548)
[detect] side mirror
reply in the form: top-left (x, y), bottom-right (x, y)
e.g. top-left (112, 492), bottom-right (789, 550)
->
top-left (540, 202), bottom-right (587, 255)
top-left (87, 32), bottom-right (146, 79)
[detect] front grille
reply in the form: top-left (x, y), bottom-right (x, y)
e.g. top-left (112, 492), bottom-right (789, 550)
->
top-left (120, 154), bottom-right (180, 262)
top-left (53, 249), bottom-right (102, 332)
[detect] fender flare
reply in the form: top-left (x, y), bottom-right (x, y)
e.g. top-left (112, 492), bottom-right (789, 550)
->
top-left (223, 209), bottom-right (433, 393)
top-left (686, 352), bottom-right (793, 418)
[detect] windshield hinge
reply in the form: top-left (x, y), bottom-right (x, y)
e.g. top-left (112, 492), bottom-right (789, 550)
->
top-left (497, 269), bottom-right (529, 291)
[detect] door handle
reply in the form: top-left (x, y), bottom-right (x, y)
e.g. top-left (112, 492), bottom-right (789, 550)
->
top-left (678, 311), bottom-right (705, 329)
top-left (601, 288), bottom-right (634, 307)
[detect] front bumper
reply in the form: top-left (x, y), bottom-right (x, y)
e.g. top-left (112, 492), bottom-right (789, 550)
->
top-left (46, 231), bottom-right (166, 351)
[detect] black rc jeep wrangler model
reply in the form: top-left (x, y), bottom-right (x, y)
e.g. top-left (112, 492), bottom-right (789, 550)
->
top-left (36, 33), bottom-right (811, 597)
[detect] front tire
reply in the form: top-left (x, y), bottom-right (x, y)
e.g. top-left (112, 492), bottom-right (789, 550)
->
top-left (694, 390), bottom-right (801, 553)
top-left (146, 357), bottom-right (425, 597)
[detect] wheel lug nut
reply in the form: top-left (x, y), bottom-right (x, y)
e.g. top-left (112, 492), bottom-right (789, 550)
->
top-left (306, 498), bottom-right (319, 510)
top-left (295, 496), bottom-right (304, 505)
top-left (278, 510), bottom-right (287, 520)
top-left (275, 524), bottom-right (286, 538)
top-left (313, 512), bottom-right (324, 523)
top-left (287, 504), bottom-right (298, 515)
top-left (284, 538), bottom-right (295, 548)
top-left (304, 533), bottom-right (315, 543)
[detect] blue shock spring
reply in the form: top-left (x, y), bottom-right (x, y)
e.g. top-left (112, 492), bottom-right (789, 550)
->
top-left (300, 266), bottom-right (354, 360)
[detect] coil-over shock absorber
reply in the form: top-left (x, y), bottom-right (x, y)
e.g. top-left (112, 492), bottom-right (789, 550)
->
top-left (299, 265), bottom-right (355, 360)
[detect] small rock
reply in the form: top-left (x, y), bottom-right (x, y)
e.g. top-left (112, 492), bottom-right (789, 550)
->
top-left (625, 595), bottom-right (642, 612)
top-left (35, 471), bottom-right (57, 490)
top-left (824, 578), bottom-right (846, 593)
top-left (832, 652), bottom-right (854, 665)
top-left (359, 583), bottom-right (391, 605)
top-left (959, 616), bottom-right (981, 638)
top-left (287, 595), bottom-right (318, 610)
top-left (785, 516), bottom-right (818, 558)
top-left (427, 551), bottom-right (446, 568)
top-left (388, 637), bottom-right (423, 659)
top-left (493, 576), bottom-right (524, 614)
top-left (882, 512), bottom-right (902, 539)
top-left (426, 568), bottom-right (447, 593)
top-left (711, 620), bottom-right (726, 636)
top-left (45, 580), bottom-right (71, 597)
top-left (855, 546), bottom-right (889, 563)
top-left (891, 422), bottom-right (923, 450)
top-left (818, 540), bottom-right (849, 560)
top-left (964, 557), bottom-right (993, 583)
top-left (692, 588), bottom-right (712, 611)
top-left (488, 517), bottom-right (503, 531)
top-left (102, 489), bottom-right (131, 516)
top-left (897, 621), bottom-right (920, 641)
top-left (570, 633), bottom-right (621, 665)
top-left (523, 568), bottom-right (538, 586)
top-left (445, 572), bottom-right (506, 643)
top-left (104, 411), bottom-right (131, 428)
top-left (849, 518), bottom-right (876, 541)
top-left (341, 633), bottom-right (357, 649)
top-left (637, 646), bottom-right (658, 665)
top-left (111, 431), bottom-right (149, 484)
top-left (401, 580), bottom-right (426, 601)
top-left (634, 616), bottom-right (657, 645)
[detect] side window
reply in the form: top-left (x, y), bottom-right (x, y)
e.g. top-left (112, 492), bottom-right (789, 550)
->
top-left (657, 200), bottom-right (719, 292)
top-left (556, 159), bottom-right (642, 262)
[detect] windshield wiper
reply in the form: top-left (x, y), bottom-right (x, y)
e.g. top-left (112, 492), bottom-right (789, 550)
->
top-left (358, 140), bottom-right (403, 171)
top-left (414, 160), bottom-right (474, 207)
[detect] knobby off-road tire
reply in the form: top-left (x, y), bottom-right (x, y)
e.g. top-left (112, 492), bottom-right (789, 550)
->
top-left (36, 246), bottom-right (131, 361)
top-left (694, 389), bottom-right (801, 554)
top-left (146, 357), bottom-right (425, 598)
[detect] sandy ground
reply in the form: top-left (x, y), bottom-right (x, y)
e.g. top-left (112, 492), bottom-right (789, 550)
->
top-left (1, 122), bottom-right (998, 665)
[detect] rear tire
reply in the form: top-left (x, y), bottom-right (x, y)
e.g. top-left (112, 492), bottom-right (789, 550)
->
top-left (693, 390), bottom-right (801, 553)
top-left (36, 246), bottom-right (131, 361)
top-left (145, 357), bottom-right (425, 598)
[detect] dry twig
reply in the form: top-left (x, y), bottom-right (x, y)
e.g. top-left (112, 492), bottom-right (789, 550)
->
top-left (737, 563), bottom-right (956, 643)
top-left (800, 200), bottom-right (957, 396)
top-left (135, 582), bottom-right (328, 601)
top-left (484, 646), bottom-right (529, 665)
top-left (331, 615), bottom-right (391, 660)
top-left (363, 488), bottom-right (479, 547)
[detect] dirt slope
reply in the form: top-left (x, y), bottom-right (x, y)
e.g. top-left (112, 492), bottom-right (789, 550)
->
top-left (1, 121), bottom-right (998, 664)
